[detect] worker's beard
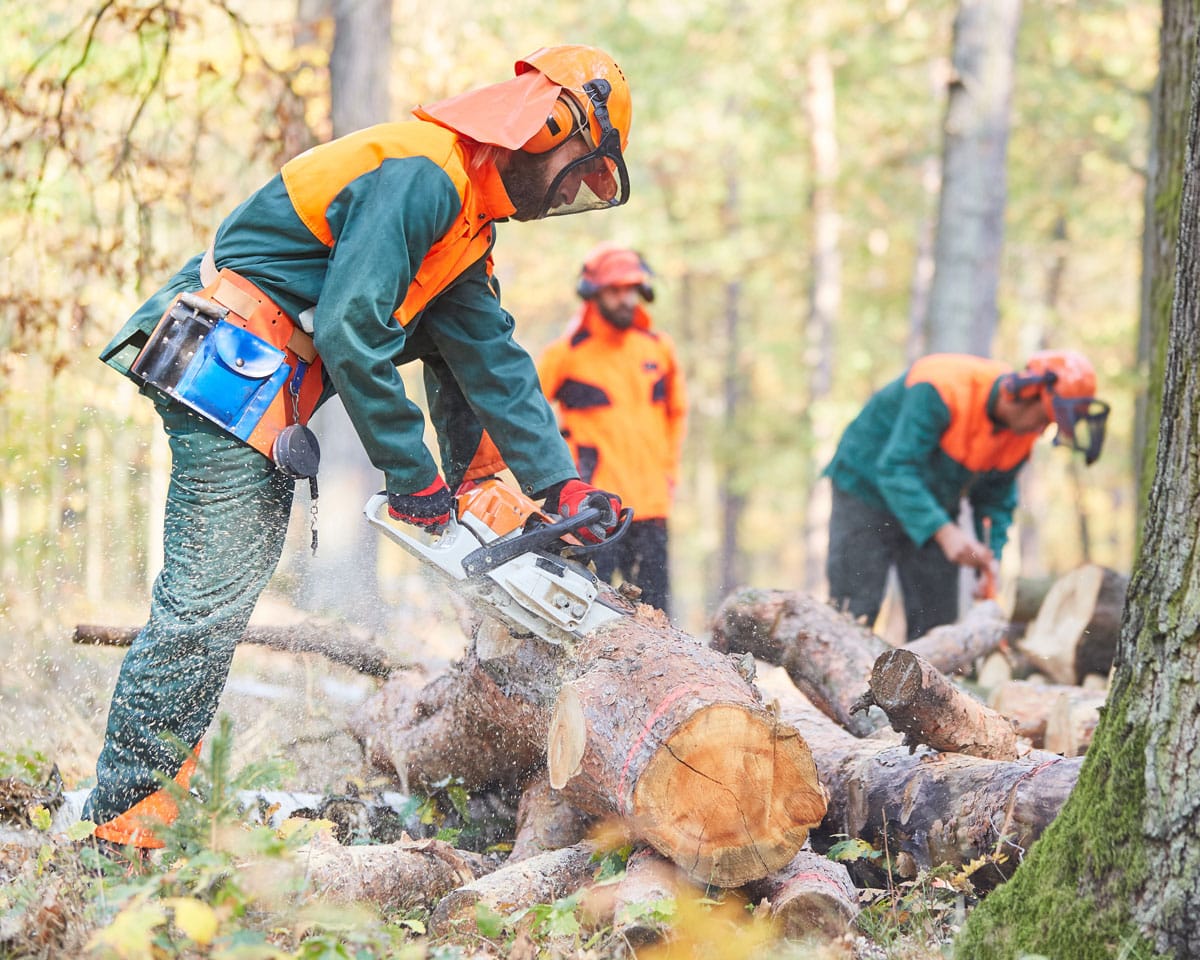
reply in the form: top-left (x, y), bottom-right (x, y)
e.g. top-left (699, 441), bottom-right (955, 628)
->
top-left (597, 300), bottom-right (635, 330)
top-left (497, 150), bottom-right (558, 222)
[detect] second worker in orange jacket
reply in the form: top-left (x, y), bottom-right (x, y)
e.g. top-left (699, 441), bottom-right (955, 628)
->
top-left (538, 244), bottom-right (687, 612)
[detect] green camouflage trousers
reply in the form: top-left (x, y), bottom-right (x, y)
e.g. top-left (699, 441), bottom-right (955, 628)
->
top-left (83, 401), bottom-right (294, 827)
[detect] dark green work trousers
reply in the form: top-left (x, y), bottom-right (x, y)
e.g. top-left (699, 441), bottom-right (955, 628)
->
top-left (83, 402), bottom-right (295, 826)
top-left (825, 483), bottom-right (958, 642)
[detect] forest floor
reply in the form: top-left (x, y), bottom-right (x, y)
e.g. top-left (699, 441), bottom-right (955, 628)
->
top-left (0, 576), bottom-right (957, 960)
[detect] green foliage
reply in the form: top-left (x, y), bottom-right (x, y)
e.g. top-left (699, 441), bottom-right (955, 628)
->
top-left (0, 747), bottom-right (50, 781)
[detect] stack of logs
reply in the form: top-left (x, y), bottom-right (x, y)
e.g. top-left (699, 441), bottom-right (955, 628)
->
top-left (72, 562), bottom-right (1126, 952)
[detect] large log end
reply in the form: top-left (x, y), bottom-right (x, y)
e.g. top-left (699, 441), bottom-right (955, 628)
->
top-left (632, 705), bottom-right (827, 888)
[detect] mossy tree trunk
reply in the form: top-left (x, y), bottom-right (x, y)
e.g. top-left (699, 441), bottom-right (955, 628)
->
top-left (958, 17), bottom-right (1200, 957)
top-left (1135, 1), bottom-right (1200, 541)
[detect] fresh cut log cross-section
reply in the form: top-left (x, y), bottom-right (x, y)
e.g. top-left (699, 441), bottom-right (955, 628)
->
top-left (547, 614), bottom-right (827, 888)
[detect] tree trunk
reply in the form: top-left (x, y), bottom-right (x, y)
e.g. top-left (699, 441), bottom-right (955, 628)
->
top-left (1135, 0), bottom-right (1198, 539)
top-left (547, 613), bottom-right (826, 888)
top-left (857, 647), bottom-right (1019, 760)
top-left (925, 0), bottom-right (1022, 355)
top-left (1016, 564), bottom-right (1129, 684)
top-left (710, 588), bottom-right (889, 736)
top-left (800, 40), bottom-right (841, 594)
top-left (960, 9), bottom-right (1200, 953)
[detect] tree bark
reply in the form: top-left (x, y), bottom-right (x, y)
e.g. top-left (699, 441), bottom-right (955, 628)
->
top-left (857, 647), bottom-right (1019, 759)
top-left (508, 773), bottom-right (592, 863)
top-left (607, 846), bottom-right (684, 947)
top-left (299, 832), bottom-right (483, 912)
top-left (74, 622), bottom-right (397, 678)
top-left (548, 613), bottom-right (827, 888)
top-left (771, 684), bottom-right (1079, 886)
top-left (347, 644), bottom-right (552, 793)
top-left (906, 598), bottom-right (1009, 674)
top-left (710, 588), bottom-right (889, 736)
top-left (961, 7), bottom-right (1200, 953)
top-left (429, 841), bottom-right (598, 937)
top-left (744, 847), bottom-right (860, 942)
top-left (1016, 564), bottom-right (1129, 684)
top-left (925, 0), bottom-right (1022, 356)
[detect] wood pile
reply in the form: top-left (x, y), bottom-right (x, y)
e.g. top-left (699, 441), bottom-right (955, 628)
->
top-left (67, 562), bottom-right (1120, 952)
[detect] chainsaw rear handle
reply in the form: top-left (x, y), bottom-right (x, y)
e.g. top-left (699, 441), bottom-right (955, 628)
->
top-left (461, 505), bottom-right (633, 577)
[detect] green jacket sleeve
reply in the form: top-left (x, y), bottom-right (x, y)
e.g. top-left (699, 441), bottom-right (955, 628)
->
top-left (309, 158), bottom-right (462, 494)
top-left (875, 382), bottom-right (954, 546)
top-left (968, 466), bottom-right (1024, 554)
top-left (418, 263), bottom-right (578, 497)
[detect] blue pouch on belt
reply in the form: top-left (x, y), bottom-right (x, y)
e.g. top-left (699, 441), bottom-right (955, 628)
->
top-left (172, 320), bottom-right (290, 442)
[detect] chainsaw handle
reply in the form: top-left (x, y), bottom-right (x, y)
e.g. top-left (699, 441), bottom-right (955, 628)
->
top-left (560, 507), bottom-right (634, 559)
top-left (461, 505), bottom-right (632, 577)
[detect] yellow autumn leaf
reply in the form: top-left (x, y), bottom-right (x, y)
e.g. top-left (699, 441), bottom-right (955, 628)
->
top-left (164, 897), bottom-right (219, 945)
top-left (86, 902), bottom-right (167, 959)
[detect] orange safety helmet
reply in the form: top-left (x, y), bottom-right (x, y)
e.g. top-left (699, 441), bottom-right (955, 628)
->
top-left (414, 45), bottom-right (632, 219)
top-left (1008, 350), bottom-right (1110, 464)
top-left (577, 243), bottom-right (654, 301)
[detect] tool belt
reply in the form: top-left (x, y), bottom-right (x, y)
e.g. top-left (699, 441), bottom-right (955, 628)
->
top-left (128, 252), bottom-right (324, 478)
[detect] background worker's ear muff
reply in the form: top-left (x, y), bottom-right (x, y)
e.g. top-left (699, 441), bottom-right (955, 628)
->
top-left (523, 96), bottom-right (579, 154)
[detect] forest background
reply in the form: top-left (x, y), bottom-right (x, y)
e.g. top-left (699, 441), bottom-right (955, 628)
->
top-left (0, 2), bottom-right (1159, 784)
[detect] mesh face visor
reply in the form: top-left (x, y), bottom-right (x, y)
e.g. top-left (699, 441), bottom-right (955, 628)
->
top-left (537, 79), bottom-right (630, 218)
top-left (1051, 396), bottom-right (1110, 465)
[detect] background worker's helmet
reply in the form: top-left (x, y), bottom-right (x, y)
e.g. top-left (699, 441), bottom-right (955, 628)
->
top-left (413, 44), bottom-right (632, 219)
top-left (577, 243), bottom-right (654, 301)
top-left (1011, 350), bottom-right (1110, 465)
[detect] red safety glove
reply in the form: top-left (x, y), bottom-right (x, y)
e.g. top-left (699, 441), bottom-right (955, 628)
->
top-left (388, 476), bottom-right (454, 530)
top-left (543, 478), bottom-right (621, 544)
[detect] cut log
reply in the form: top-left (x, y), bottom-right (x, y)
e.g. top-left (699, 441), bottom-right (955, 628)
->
top-left (855, 648), bottom-right (1019, 760)
top-left (986, 680), bottom-right (1106, 749)
top-left (743, 847), bottom-right (860, 942)
top-left (1016, 565), bottom-right (1129, 684)
top-left (299, 831), bottom-right (485, 912)
top-left (905, 599), bottom-right (1009, 675)
top-left (74, 622), bottom-right (397, 678)
top-left (346, 646), bottom-right (550, 793)
top-left (1005, 575), bottom-right (1057, 626)
top-left (607, 846), bottom-right (686, 947)
top-left (710, 588), bottom-right (890, 735)
top-left (430, 841), bottom-right (599, 937)
top-left (548, 611), bottom-right (827, 887)
top-left (1043, 687), bottom-right (1107, 757)
top-left (755, 670), bottom-right (1080, 887)
top-left (508, 773), bottom-right (592, 862)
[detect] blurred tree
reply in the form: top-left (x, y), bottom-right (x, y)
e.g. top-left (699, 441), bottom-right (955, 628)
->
top-left (958, 16), bottom-right (1200, 953)
top-left (924, 0), bottom-right (1022, 356)
top-left (294, 0), bottom-right (393, 629)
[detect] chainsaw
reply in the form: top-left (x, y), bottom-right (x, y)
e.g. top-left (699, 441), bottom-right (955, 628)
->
top-left (364, 478), bottom-right (636, 645)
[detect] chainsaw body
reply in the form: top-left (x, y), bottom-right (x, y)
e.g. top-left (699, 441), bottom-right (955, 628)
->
top-left (364, 479), bottom-right (633, 645)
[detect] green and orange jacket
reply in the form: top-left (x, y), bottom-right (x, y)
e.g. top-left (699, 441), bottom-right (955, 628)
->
top-left (100, 121), bottom-right (576, 498)
top-left (823, 354), bottom-right (1039, 553)
top-left (537, 302), bottom-right (687, 521)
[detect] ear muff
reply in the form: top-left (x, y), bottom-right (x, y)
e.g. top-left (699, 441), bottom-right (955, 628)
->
top-left (523, 96), bottom-right (579, 154)
top-left (1003, 370), bottom-right (1056, 402)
